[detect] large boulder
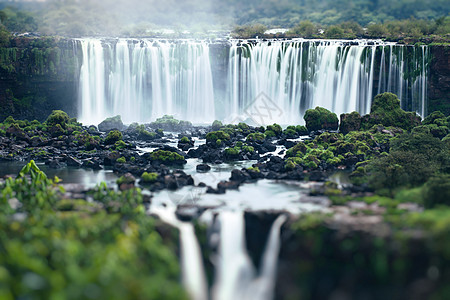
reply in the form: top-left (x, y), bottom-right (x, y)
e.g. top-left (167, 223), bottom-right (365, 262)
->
top-left (98, 115), bottom-right (125, 132)
top-left (361, 93), bottom-right (421, 131)
top-left (304, 107), bottom-right (339, 132)
top-left (339, 111), bottom-right (362, 134)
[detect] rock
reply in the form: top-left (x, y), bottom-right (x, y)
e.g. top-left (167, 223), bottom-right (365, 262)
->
top-left (304, 107), bottom-right (339, 132)
top-left (66, 155), bottom-right (83, 167)
top-left (30, 136), bottom-right (45, 147)
top-left (6, 124), bottom-right (28, 141)
top-left (196, 164), bottom-right (211, 173)
top-left (117, 173), bottom-right (136, 191)
top-left (98, 115), bottom-right (125, 132)
top-left (164, 175), bottom-right (179, 190)
top-left (361, 93), bottom-right (421, 131)
top-left (230, 169), bottom-right (250, 183)
top-left (82, 159), bottom-right (103, 170)
top-left (340, 111), bottom-right (362, 134)
top-left (217, 180), bottom-right (241, 191)
top-left (176, 206), bottom-right (201, 221)
top-left (49, 159), bottom-right (67, 169)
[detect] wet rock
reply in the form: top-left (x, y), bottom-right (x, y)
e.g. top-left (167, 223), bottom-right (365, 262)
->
top-left (217, 180), bottom-right (240, 191)
top-left (308, 171), bottom-right (327, 182)
top-left (30, 136), bottom-right (45, 147)
top-left (82, 159), bottom-right (103, 170)
top-left (164, 175), bottom-right (179, 190)
top-left (340, 111), bottom-right (362, 134)
top-left (196, 163), bottom-right (211, 173)
top-left (117, 173), bottom-right (136, 191)
top-left (6, 124), bottom-right (28, 141)
top-left (66, 155), bottom-right (83, 167)
top-left (98, 115), bottom-right (125, 132)
top-left (206, 186), bottom-right (226, 194)
top-left (48, 159), bottom-right (67, 169)
top-left (230, 169), bottom-right (250, 183)
top-left (176, 205), bottom-right (201, 221)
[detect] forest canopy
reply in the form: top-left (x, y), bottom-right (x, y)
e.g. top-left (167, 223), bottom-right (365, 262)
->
top-left (0, 0), bottom-right (448, 37)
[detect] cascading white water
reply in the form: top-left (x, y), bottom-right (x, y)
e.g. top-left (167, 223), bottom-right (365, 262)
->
top-left (150, 199), bottom-right (208, 300)
top-left (227, 39), bottom-right (429, 123)
top-left (77, 38), bottom-right (429, 125)
top-left (212, 212), bottom-right (287, 300)
top-left (77, 39), bottom-right (215, 125)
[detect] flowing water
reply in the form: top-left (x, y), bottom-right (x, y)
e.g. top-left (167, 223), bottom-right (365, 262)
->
top-left (76, 38), bottom-right (430, 125)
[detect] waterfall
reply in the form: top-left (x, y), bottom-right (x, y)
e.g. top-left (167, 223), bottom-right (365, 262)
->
top-left (77, 38), bottom-right (430, 125)
top-left (77, 39), bottom-right (215, 125)
top-left (212, 212), bottom-right (287, 300)
top-left (150, 200), bottom-right (208, 300)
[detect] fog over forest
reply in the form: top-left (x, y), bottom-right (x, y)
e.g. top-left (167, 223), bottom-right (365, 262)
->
top-left (0, 0), bottom-right (449, 36)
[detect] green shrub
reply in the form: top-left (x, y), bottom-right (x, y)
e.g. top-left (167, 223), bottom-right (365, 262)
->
top-left (141, 172), bottom-right (158, 184)
top-left (117, 156), bottom-right (126, 163)
top-left (423, 174), bottom-right (450, 208)
top-left (304, 107), bottom-right (338, 132)
top-left (246, 132), bottom-right (265, 143)
top-left (206, 131), bottom-right (230, 143)
top-left (265, 130), bottom-right (276, 138)
top-left (361, 93), bottom-right (421, 131)
top-left (180, 136), bottom-right (190, 143)
top-left (212, 120), bottom-right (223, 131)
top-left (46, 110), bottom-right (70, 128)
top-left (105, 130), bottom-right (123, 145)
top-left (149, 150), bottom-right (185, 163)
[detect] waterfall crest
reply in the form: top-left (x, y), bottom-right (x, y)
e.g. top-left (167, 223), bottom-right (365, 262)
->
top-left (77, 38), bottom-right (429, 125)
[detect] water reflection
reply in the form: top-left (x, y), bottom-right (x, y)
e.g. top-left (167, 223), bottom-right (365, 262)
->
top-left (0, 161), bottom-right (118, 188)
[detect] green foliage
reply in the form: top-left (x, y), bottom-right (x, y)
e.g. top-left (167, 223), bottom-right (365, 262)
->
top-left (340, 111), bottom-right (362, 134)
top-left (246, 132), bottom-right (265, 143)
top-left (149, 150), bottom-right (185, 164)
top-left (1, 7), bottom-right (38, 32)
top-left (206, 131), bottom-right (230, 143)
top-left (116, 156), bottom-right (126, 163)
top-left (212, 120), bottom-right (223, 131)
top-left (362, 93), bottom-right (421, 131)
top-left (287, 21), bottom-right (317, 37)
top-left (75, 131), bottom-right (99, 150)
top-left (304, 107), bottom-right (339, 132)
top-left (366, 132), bottom-right (449, 195)
top-left (423, 174), bottom-right (450, 208)
top-left (286, 142), bottom-right (308, 158)
top-left (0, 160), bottom-right (59, 212)
top-left (247, 166), bottom-right (260, 173)
top-left (45, 110), bottom-right (69, 129)
top-left (295, 125), bottom-right (308, 135)
top-left (264, 130), bottom-right (276, 138)
top-left (267, 124), bottom-right (282, 136)
top-left (224, 147), bottom-right (239, 156)
top-left (231, 23), bottom-right (267, 38)
top-left (115, 140), bottom-right (127, 150)
top-left (104, 130), bottom-right (123, 145)
top-left (152, 115), bottom-right (192, 128)
top-left (141, 172), bottom-right (158, 184)
top-left (180, 136), bottom-right (190, 143)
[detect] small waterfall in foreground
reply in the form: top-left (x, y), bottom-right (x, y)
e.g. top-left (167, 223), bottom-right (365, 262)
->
top-left (77, 38), bottom-right (429, 125)
top-left (212, 211), bottom-right (287, 300)
top-left (150, 201), bottom-right (208, 300)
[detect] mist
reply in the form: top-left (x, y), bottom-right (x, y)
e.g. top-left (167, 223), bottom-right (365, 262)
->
top-left (38, 0), bottom-right (235, 36)
top-left (1, 0), bottom-right (448, 37)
